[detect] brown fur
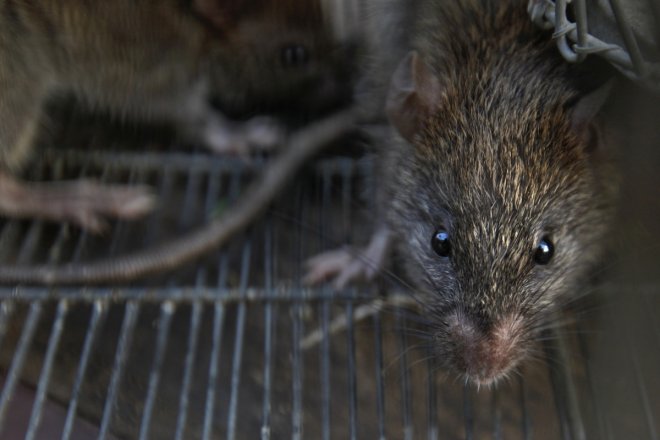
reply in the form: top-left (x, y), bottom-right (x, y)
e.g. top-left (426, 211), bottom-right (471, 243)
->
top-left (0, 0), bottom-right (348, 171)
top-left (383, 0), bottom-right (617, 384)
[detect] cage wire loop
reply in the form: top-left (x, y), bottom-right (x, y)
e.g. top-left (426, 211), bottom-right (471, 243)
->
top-left (528, 0), bottom-right (660, 91)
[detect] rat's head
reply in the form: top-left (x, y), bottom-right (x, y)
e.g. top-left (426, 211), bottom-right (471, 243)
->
top-left (193, 0), bottom-right (354, 118)
top-left (385, 52), bottom-right (616, 386)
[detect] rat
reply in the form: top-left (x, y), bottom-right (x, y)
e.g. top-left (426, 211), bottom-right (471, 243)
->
top-left (305, 0), bottom-right (619, 386)
top-left (0, 0), bottom-right (352, 232)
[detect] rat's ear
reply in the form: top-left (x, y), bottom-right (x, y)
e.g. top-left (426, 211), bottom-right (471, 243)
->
top-left (569, 80), bottom-right (614, 152)
top-left (386, 51), bottom-right (443, 142)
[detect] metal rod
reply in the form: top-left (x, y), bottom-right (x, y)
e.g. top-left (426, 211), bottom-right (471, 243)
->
top-left (463, 383), bottom-right (473, 440)
top-left (491, 389), bottom-right (502, 440)
top-left (346, 300), bottom-right (358, 440)
top-left (201, 251), bottom-right (229, 440)
top-left (0, 221), bottom-right (24, 262)
top-left (226, 240), bottom-right (252, 440)
top-left (291, 185), bottom-right (305, 440)
top-left (261, 219), bottom-right (275, 440)
top-left (201, 300), bottom-right (226, 440)
top-left (174, 157), bottom-right (222, 440)
top-left (37, 148), bottom-right (356, 177)
top-left (204, 169), bottom-right (222, 220)
top-left (427, 345), bottom-right (438, 440)
top-left (519, 375), bottom-right (531, 440)
top-left (144, 168), bottom-right (174, 246)
top-left (16, 218), bottom-right (44, 264)
top-left (138, 301), bottom-right (175, 440)
top-left (543, 325), bottom-right (586, 440)
top-left (98, 301), bottom-right (140, 440)
top-left (174, 300), bottom-right (203, 440)
top-left (576, 331), bottom-right (610, 440)
top-left (609, 0), bottom-right (648, 78)
top-left (396, 310), bottom-right (413, 440)
top-left (574, 0), bottom-right (588, 62)
top-left (37, 162), bottom-right (66, 263)
top-left (342, 155), bottom-right (358, 440)
top-left (0, 301), bottom-right (16, 354)
top-left (1, 285), bottom-right (376, 303)
top-left (25, 300), bottom-right (69, 440)
top-left (179, 169), bottom-right (203, 229)
top-left (61, 300), bottom-right (107, 440)
top-left (0, 301), bottom-right (43, 432)
top-left (554, 0), bottom-right (579, 62)
top-left (319, 160), bottom-right (332, 440)
top-left (373, 309), bottom-right (386, 440)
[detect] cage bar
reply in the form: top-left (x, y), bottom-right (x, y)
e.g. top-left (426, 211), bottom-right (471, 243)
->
top-left (0, 143), bottom-right (655, 439)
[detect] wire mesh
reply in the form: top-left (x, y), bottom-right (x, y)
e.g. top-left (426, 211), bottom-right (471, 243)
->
top-left (0, 115), bottom-right (656, 438)
top-left (529, 0), bottom-right (660, 90)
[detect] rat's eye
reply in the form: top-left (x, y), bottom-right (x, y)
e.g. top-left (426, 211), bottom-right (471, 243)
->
top-left (281, 44), bottom-right (309, 67)
top-left (534, 236), bottom-right (554, 265)
top-left (431, 229), bottom-right (451, 258)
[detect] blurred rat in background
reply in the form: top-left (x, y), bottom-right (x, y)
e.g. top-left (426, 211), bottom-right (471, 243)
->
top-left (0, 0), bottom-right (354, 232)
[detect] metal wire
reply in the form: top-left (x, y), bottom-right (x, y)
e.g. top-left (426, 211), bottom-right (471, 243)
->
top-left (261, 220), bottom-right (275, 440)
top-left (173, 301), bottom-right (203, 440)
top-left (24, 300), bottom-right (68, 440)
top-left (529, 0), bottom-right (660, 90)
top-left (61, 301), bottom-right (107, 440)
top-left (519, 376), bottom-right (531, 440)
top-left (98, 301), bottom-right (139, 440)
top-left (0, 148), bottom-right (655, 439)
top-left (138, 301), bottom-right (174, 440)
top-left (0, 301), bottom-right (43, 432)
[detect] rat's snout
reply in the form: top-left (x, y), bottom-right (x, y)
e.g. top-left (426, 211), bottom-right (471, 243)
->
top-left (438, 310), bottom-right (526, 386)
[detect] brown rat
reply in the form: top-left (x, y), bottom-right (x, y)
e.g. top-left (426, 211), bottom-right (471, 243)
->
top-left (306, 0), bottom-right (619, 386)
top-left (0, 0), bottom-right (352, 231)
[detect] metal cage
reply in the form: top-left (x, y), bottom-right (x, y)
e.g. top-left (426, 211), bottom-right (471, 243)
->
top-left (0, 126), bottom-right (657, 439)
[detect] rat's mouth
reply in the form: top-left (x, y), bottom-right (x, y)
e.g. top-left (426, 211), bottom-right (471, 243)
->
top-left (433, 310), bottom-right (528, 387)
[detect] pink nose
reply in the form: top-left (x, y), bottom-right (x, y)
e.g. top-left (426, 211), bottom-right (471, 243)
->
top-left (445, 311), bottom-right (524, 385)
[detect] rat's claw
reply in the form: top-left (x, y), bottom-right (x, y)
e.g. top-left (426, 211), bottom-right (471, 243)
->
top-left (303, 248), bottom-right (353, 285)
top-left (70, 211), bottom-right (109, 234)
top-left (49, 181), bottom-right (156, 232)
top-left (203, 116), bottom-right (284, 156)
top-left (305, 228), bottom-right (391, 288)
top-left (304, 247), bottom-right (378, 289)
top-left (94, 183), bottom-right (157, 219)
top-left (334, 258), bottom-right (379, 289)
top-left (241, 116), bottom-right (284, 150)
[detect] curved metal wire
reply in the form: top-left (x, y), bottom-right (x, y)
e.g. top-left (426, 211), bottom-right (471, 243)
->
top-left (529, 0), bottom-right (660, 91)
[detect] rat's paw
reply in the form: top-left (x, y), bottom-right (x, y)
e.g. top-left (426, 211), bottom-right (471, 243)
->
top-left (43, 180), bottom-right (156, 233)
top-left (203, 116), bottom-right (284, 157)
top-left (0, 177), bottom-right (156, 234)
top-left (304, 247), bottom-right (381, 289)
top-left (240, 116), bottom-right (285, 150)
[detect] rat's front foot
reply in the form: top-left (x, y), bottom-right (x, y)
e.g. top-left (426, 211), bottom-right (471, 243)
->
top-left (202, 115), bottom-right (284, 157)
top-left (0, 172), bottom-right (156, 233)
top-left (304, 226), bottom-right (392, 289)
